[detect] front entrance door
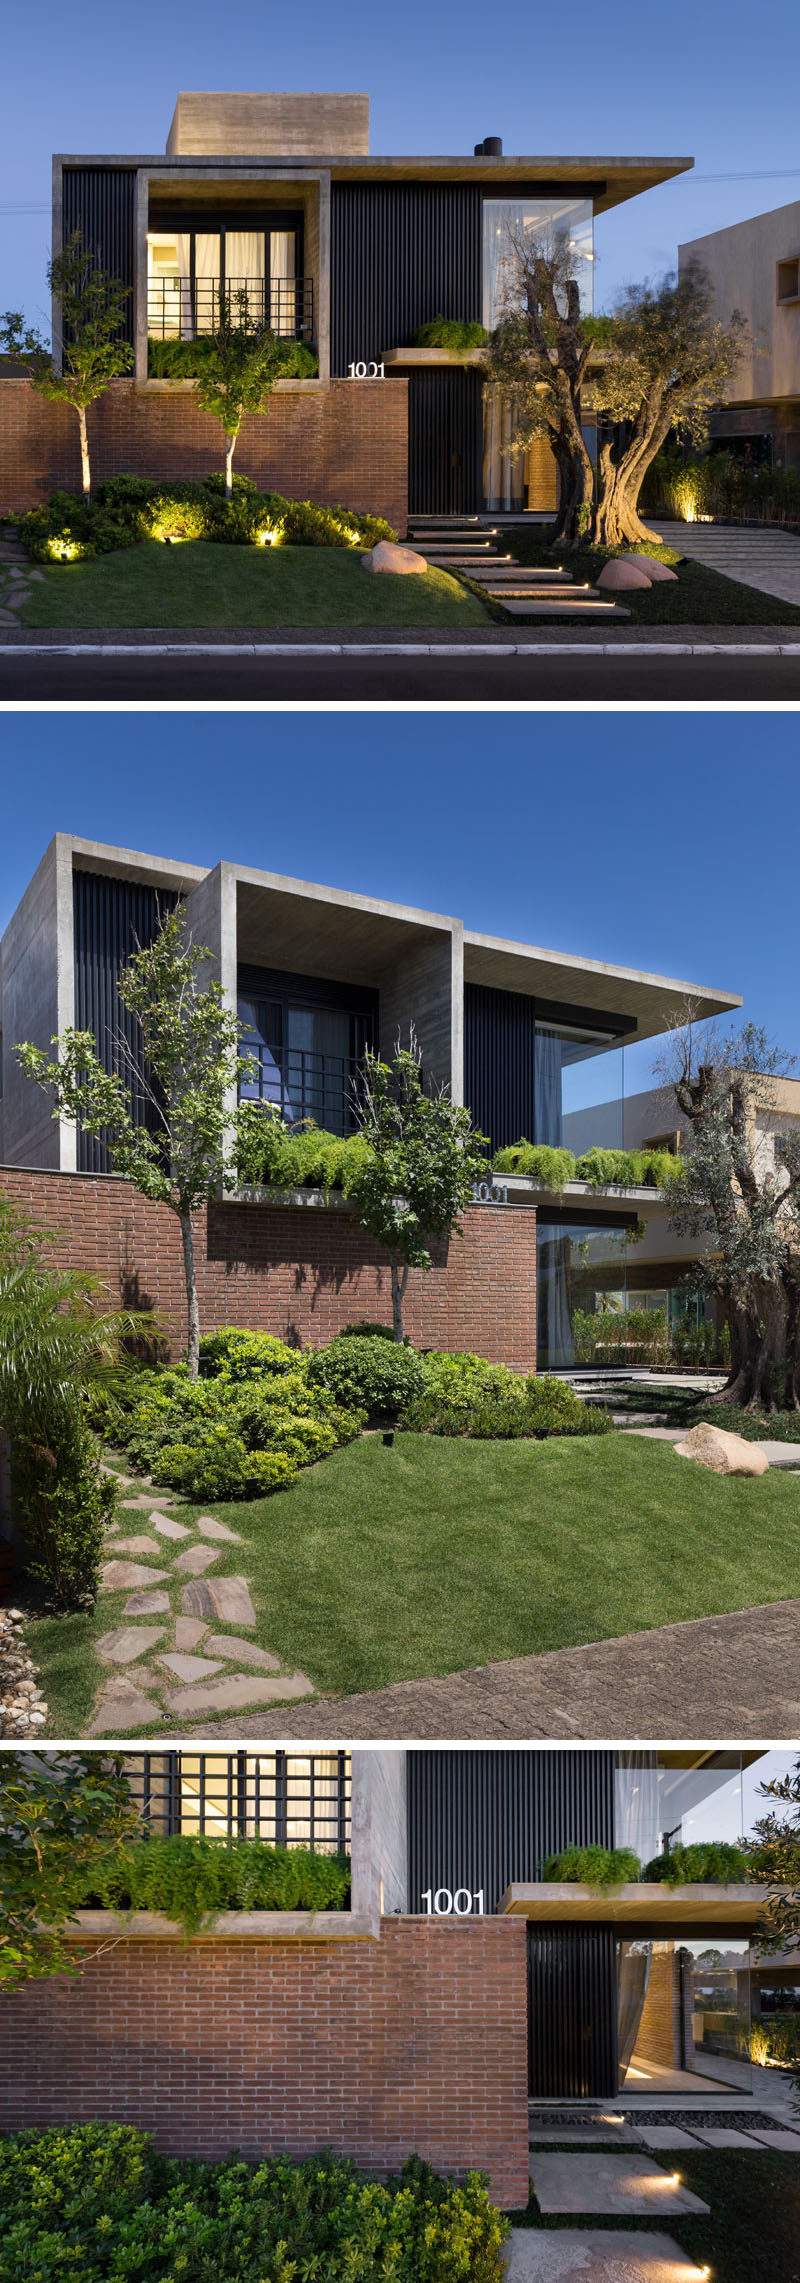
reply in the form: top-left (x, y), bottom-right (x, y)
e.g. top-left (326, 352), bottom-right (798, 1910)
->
top-left (527, 1925), bottom-right (618, 2098)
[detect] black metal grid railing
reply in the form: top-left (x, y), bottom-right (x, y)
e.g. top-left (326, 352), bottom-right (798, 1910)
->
top-left (240, 1044), bottom-right (365, 1136)
top-left (147, 275), bottom-right (314, 342)
top-left (129, 1751), bottom-right (351, 1852)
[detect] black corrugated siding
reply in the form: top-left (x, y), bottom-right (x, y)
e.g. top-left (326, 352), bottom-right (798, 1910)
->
top-left (408, 368), bottom-right (484, 514)
top-left (407, 1751), bottom-right (615, 1913)
top-left (464, 981), bottom-right (537, 1149)
top-left (527, 1925), bottom-right (618, 2098)
top-left (331, 183), bottom-right (482, 372)
top-left (62, 168), bottom-right (136, 343)
top-left (73, 869), bottom-right (177, 1173)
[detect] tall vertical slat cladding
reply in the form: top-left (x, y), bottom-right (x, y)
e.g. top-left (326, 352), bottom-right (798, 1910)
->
top-left (62, 169), bottom-right (137, 344)
top-left (331, 183), bottom-right (483, 512)
top-left (527, 1925), bottom-right (619, 2098)
top-left (464, 981), bottom-right (538, 1149)
top-left (73, 869), bottom-right (177, 1172)
top-left (407, 1751), bottom-right (615, 1913)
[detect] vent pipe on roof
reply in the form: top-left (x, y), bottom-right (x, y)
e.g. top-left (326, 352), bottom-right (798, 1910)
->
top-left (474, 136), bottom-right (503, 156)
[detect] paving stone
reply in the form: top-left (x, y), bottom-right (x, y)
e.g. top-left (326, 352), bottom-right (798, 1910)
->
top-left (175, 1617), bottom-right (209, 1650)
top-left (151, 1512), bottom-right (191, 1540)
top-left (27, 568), bottom-right (46, 582)
top-left (101, 1560), bottom-right (171, 1591)
top-left (504, 2229), bottom-right (699, 2281)
top-left (204, 1634), bottom-right (281, 1670)
top-left (165, 1670), bottom-right (316, 1717)
top-left (196, 1515), bottom-right (242, 1543)
top-left (692, 2127), bottom-right (762, 2147)
top-left (532, 2153), bottom-right (709, 2217)
top-left (100, 1464), bottom-right (132, 1483)
top-left (181, 1576), bottom-right (257, 1626)
top-left (88, 1674), bottom-right (158, 1735)
top-left (124, 1590), bottom-right (172, 1616)
top-left (749, 2128), bottom-right (800, 2149)
top-left (96, 1624), bottom-right (167, 1665)
top-left (112, 1534), bottom-right (165, 1558)
top-left (636, 2129), bottom-right (703, 2150)
top-left (530, 2128), bottom-right (643, 2148)
top-left (172, 1544), bottom-right (221, 1575)
top-left (159, 1652), bottom-right (224, 1681)
top-left (118, 1492), bottom-right (166, 1510)
top-left (0, 611), bottom-right (20, 624)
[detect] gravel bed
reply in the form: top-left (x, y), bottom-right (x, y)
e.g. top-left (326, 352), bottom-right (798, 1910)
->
top-left (0, 1606), bottom-right (49, 1735)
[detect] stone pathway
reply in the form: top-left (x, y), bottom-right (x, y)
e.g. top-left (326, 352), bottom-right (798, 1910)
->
top-left (504, 2232), bottom-right (703, 2281)
top-left (89, 1466), bottom-right (314, 1733)
top-left (655, 518), bottom-right (800, 609)
top-left (0, 529), bottom-right (41, 625)
top-left (532, 2154), bottom-right (709, 2218)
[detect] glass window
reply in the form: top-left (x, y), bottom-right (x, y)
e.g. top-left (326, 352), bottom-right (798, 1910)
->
top-left (536, 1221), bottom-right (629, 1369)
top-left (536, 1023), bottom-right (624, 1153)
top-left (482, 196), bottom-right (594, 330)
top-left (617, 1938), bottom-right (752, 2094)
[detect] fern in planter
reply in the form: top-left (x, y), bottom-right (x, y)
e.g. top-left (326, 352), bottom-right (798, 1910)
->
top-left (541, 1845), bottom-right (642, 1891)
top-left (88, 1834), bottom-right (351, 1932)
top-left (641, 1841), bottom-right (752, 1886)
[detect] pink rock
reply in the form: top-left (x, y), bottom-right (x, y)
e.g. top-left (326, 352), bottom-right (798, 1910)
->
top-left (597, 559), bottom-right (652, 591)
top-left (362, 540), bottom-right (428, 575)
top-left (623, 553), bottom-right (678, 583)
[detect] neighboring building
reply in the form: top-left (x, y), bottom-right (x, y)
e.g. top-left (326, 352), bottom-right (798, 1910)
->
top-left (0, 835), bottom-right (740, 1369)
top-left (0, 1747), bottom-right (778, 2190)
top-left (680, 199), bottom-right (800, 469)
top-left (0, 93), bottom-right (691, 520)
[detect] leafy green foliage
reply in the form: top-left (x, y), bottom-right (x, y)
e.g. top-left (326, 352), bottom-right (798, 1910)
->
top-left (541, 1844), bottom-right (642, 1890)
top-left (0, 2136), bottom-right (507, 2283)
top-left (643, 445), bottom-right (800, 530)
top-left (0, 233), bottom-right (133, 496)
top-left (642, 1842), bottom-right (752, 1885)
top-left (347, 1038), bottom-right (489, 1341)
top-left (306, 1333), bottom-right (426, 1420)
top-left (491, 1139), bottom-right (683, 1191)
top-left (91, 1833), bottom-right (351, 1928)
top-left (95, 1360), bottom-right (364, 1501)
top-left (199, 1327), bottom-right (303, 1379)
top-left (400, 1352), bottom-right (611, 1439)
top-left (236, 1105), bottom-right (374, 1192)
top-left (0, 1755), bottom-right (140, 1987)
top-left (415, 315), bottom-right (489, 352)
top-left (148, 334), bottom-right (318, 380)
top-left (20, 478), bottom-right (397, 561)
top-left (572, 1306), bottom-right (671, 1369)
top-left (492, 1142), bottom-right (576, 1192)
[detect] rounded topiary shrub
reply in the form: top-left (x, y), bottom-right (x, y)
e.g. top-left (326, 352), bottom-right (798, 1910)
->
top-left (199, 1328), bottom-right (303, 1380)
top-left (306, 1333), bottom-right (426, 1420)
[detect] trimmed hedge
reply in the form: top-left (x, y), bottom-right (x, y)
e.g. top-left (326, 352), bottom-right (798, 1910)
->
top-left (21, 477), bottom-right (397, 562)
top-left (88, 1833), bottom-right (350, 1930)
top-left (0, 2131), bottom-right (507, 2283)
top-left (306, 1333), bottom-right (427, 1420)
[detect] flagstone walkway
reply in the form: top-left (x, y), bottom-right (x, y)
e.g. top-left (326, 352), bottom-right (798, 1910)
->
top-left (503, 2234), bottom-right (703, 2281)
top-left (89, 1468), bottom-right (314, 1733)
top-left (0, 529), bottom-right (42, 625)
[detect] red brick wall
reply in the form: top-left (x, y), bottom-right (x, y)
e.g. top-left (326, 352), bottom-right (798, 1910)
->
top-left (0, 1919), bottom-right (530, 2206)
top-left (0, 377), bottom-right (409, 532)
top-left (0, 1169), bottom-right (537, 1368)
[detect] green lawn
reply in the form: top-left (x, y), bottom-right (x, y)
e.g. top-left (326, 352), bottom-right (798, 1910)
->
top-left (609, 1381), bottom-right (800, 1441)
top-left (508, 528), bottom-right (800, 624)
top-left (13, 541), bottom-right (489, 628)
top-left (29, 1430), bottom-right (800, 1738)
top-left (511, 2148), bottom-right (800, 2283)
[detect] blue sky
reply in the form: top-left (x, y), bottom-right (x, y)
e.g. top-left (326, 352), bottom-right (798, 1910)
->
top-left (2, 0), bottom-right (800, 317)
top-left (1, 713), bottom-right (797, 1096)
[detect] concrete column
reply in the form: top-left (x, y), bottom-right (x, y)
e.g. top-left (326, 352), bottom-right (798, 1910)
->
top-left (317, 171), bottom-right (331, 385)
top-left (351, 1749), bottom-right (408, 1924)
top-left (134, 170), bottom-right (149, 383)
top-left (184, 862), bottom-right (239, 1152)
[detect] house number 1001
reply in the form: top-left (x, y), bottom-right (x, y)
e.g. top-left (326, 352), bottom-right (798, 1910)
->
top-left (348, 361), bottom-right (385, 379)
top-left (421, 1888), bottom-right (485, 1915)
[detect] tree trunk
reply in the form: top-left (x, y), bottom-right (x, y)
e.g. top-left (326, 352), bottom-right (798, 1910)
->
top-left (705, 1294), bottom-right (788, 1412)
top-left (594, 405), bottom-right (672, 551)
top-left (179, 1208), bottom-right (201, 1380)
top-left (225, 434), bottom-right (236, 499)
top-left (77, 404), bottom-right (91, 499)
top-left (390, 1257), bottom-right (409, 1343)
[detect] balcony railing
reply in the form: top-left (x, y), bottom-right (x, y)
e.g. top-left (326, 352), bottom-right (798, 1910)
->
top-left (240, 1043), bottom-right (365, 1136)
top-left (147, 274), bottom-right (314, 343)
top-left (129, 1750), bottom-right (351, 1848)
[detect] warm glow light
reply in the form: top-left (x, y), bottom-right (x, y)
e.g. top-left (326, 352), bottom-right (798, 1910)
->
top-left (47, 537), bottom-right (80, 561)
top-left (255, 526), bottom-right (278, 546)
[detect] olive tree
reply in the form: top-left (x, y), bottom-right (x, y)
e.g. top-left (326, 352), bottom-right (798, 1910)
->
top-left (194, 291), bottom-right (288, 496)
top-left (346, 1033), bottom-right (488, 1342)
top-left (16, 908), bottom-right (255, 1380)
top-left (483, 230), bottom-right (595, 549)
top-left (0, 232), bottom-right (133, 498)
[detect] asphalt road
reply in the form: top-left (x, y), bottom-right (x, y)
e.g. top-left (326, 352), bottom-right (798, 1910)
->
top-left (4, 647), bottom-right (800, 701)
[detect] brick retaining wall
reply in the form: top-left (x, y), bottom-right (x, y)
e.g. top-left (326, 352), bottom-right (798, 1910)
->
top-left (0, 1918), bottom-right (530, 2205)
top-left (0, 1168), bottom-right (537, 1368)
top-left (0, 376), bottom-right (409, 532)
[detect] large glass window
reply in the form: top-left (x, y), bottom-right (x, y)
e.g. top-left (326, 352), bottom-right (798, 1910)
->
top-left (535, 1023), bottom-right (624, 1152)
top-left (536, 1220), bottom-right (629, 1369)
top-left (618, 1939), bottom-right (752, 2095)
top-left (147, 225), bottom-right (301, 340)
top-left (237, 978), bottom-right (374, 1135)
top-left (482, 196), bottom-right (594, 511)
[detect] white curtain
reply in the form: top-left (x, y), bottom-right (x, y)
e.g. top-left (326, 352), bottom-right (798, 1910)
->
top-left (173, 232), bottom-right (192, 339)
top-left (270, 230), bottom-right (296, 335)
top-left (194, 232), bottom-right (221, 333)
top-left (226, 231), bottom-right (265, 325)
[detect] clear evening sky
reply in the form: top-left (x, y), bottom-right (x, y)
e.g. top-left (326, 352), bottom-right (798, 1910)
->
top-left (2, 0), bottom-right (800, 319)
top-left (0, 714), bottom-right (796, 1098)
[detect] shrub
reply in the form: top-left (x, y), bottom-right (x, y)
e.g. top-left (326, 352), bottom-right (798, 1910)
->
top-left (236, 1106), bottom-right (374, 1194)
top-left (91, 1833), bottom-right (351, 1928)
top-left (574, 1306), bottom-right (671, 1368)
top-left (339, 1319), bottom-right (399, 1340)
top-left (306, 1333), bottom-right (426, 1420)
top-left (574, 1145), bottom-right (683, 1190)
top-left (15, 1412), bottom-right (118, 1607)
top-left (105, 1361), bottom-right (364, 1501)
top-left (641, 1841), bottom-right (752, 1885)
top-left (542, 1844), bottom-right (642, 1890)
top-left (147, 335), bottom-right (319, 381)
top-left (416, 315), bottom-right (489, 353)
top-left (492, 1141), bottom-right (576, 1191)
top-left (199, 1328), bottom-right (303, 1379)
top-left (401, 1351), bottom-right (611, 1439)
top-left (20, 482), bottom-right (398, 562)
top-left (749, 2015), bottom-right (800, 2069)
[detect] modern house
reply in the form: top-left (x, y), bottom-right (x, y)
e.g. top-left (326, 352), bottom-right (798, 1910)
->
top-left (0, 1747), bottom-right (782, 2199)
top-left (680, 199), bottom-right (800, 470)
top-left (0, 834), bottom-right (741, 1370)
top-left (2, 92), bottom-right (692, 522)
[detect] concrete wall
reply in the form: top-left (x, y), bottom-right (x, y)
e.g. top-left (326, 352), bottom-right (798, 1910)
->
top-left (680, 201), bottom-right (800, 421)
top-left (351, 1751), bottom-right (408, 1921)
top-left (378, 929), bottom-right (461, 1098)
top-left (166, 93), bottom-right (370, 159)
top-left (0, 836), bottom-right (74, 1170)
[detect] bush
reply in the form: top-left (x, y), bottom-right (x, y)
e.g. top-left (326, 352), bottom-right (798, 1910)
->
top-left (15, 1412), bottom-right (118, 1606)
top-left (236, 1106), bottom-right (374, 1194)
top-left (401, 1352), bottom-right (611, 1439)
top-left (21, 482), bottom-right (398, 563)
top-left (490, 1140), bottom-right (682, 1194)
top-left (306, 1333), bottom-right (426, 1421)
top-left (641, 1841), bottom-right (752, 1886)
top-left (148, 335), bottom-right (319, 381)
top-left (199, 1328), bottom-right (303, 1379)
top-left (492, 1142), bottom-right (576, 1191)
top-left (416, 315), bottom-right (489, 353)
top-left (749, 2015), bottom-right (800, 2069)
top-left (642, 444), bottom-right (800, 530)
top-left (105, 1362), bottom-right (364, 1501)
top-left (91, 1833), bottom-right (351, 1928)
top-left (542, 1845), bottom-right (642, 1890)
top-left (0, 2135), bottom-right (507, 2283)
top-left (573, 1306), bottom-right (671, 1368)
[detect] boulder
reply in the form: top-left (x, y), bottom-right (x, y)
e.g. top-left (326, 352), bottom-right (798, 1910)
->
top-left (623, 553), bottom-right (679, 583)
top-left (674, 1422), bottom-right (769, 1477)
top-left (597, 558), bottom-right (652, 591)
top-left (362, 540), bottom-right (428, 575)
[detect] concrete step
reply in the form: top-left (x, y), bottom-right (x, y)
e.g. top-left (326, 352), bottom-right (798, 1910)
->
top-left (499, 596), bottom-right (628, 618)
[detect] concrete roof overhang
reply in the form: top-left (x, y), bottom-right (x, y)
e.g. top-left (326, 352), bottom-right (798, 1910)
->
top-left (463, 932), bottom-right (741, 1045)
top-left (232, 864), bottom-right (458, 985)
top-left (55, 154), bottom-right (693, 216)
top-left (499, 1882), bottom-right (777, 1932)
top-left (68, 835), bottom-right (205, 895)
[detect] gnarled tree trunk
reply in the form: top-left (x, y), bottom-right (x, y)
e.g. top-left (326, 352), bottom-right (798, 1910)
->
top-left (594, 402), bottom-right (672, 551)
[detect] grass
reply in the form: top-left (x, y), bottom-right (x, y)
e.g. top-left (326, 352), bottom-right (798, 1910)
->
top-left (11, 541), bottom-right (489, 629)
top-left (608, 1380), bottom-right (800, 1442)
top-left (507, 527), bottom-right (800, 624)
top-left (511, 2148), bottom-right (800, 2283)
top-left (29, 1430), bottom-right (800, 1738)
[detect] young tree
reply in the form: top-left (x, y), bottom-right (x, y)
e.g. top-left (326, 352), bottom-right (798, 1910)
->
top-left (194, 290), bottom-right (288, 497)
top-left (658, 1013), bottom-right (800, 1413)
top-left (0, 231), bottom-right (133, 499)
top-left (16, 908), bottom-right (255, 1380)
top-left (345, 1033), bottom-right (488, 1342)
top-left (0, 1753), bottom-right (140, 1987)
top-left (483, 231), bottom-right (595, 549)
top-left (586, 264), bottom-right (748, 547)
